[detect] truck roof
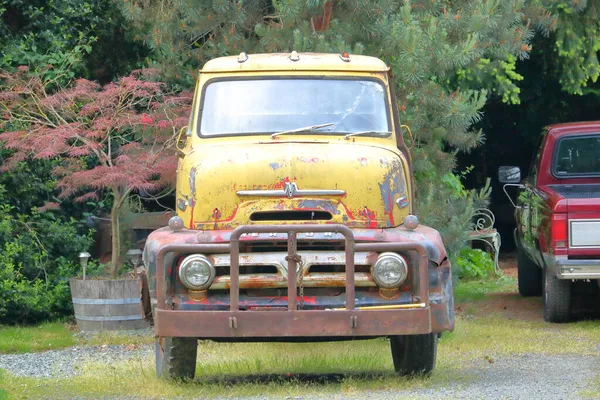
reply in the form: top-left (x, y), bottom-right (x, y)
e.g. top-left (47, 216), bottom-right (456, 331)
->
top-left (547, 121), bottom-right (600, 137)
top-left (200, 52), bottom-right (390, 73)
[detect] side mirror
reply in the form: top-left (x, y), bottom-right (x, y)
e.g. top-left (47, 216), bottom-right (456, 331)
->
top-left (175, 127), bottom-right (189, 156)
top-left (498, 166), bottom-right (521, 184)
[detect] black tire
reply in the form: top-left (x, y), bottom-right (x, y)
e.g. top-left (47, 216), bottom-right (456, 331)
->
top-left (543, 267), bottom-right (571, 323)
top-left (155, 337), bottom-right (198, 379)
top-left (517, 249), bottom-right (542, 297)
top-left (390, 333), bottom-right (437, 376)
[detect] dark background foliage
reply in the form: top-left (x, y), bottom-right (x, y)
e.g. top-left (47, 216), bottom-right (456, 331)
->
top-left (458, 31), bottom-right (600, 250)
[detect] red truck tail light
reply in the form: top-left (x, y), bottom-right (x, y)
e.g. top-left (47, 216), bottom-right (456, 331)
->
top-left (551, 214), bottom-right (568, 249)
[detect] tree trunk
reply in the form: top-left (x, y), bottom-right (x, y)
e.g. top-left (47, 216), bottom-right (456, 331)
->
top-left (110, 191), bottom-right (122, 278)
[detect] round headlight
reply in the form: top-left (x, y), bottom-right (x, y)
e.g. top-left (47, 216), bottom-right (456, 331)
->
top-left (371, 252), bottom-right (408, 288)
top-left (178, 254), bottom-right (215, 290)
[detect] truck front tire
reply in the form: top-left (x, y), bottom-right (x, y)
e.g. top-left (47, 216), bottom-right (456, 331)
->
top-left (543, 268), bottom-right (571, 323)
top-left (390, 333), bottom-right (437, 376)
top-left (517, 249), bottom-right (542, 297)
top-left (155, 337), bottom-right (198, 379)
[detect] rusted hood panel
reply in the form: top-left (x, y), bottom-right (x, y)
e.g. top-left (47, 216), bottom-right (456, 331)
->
top-left (176, 141), bottom-right (410, 230)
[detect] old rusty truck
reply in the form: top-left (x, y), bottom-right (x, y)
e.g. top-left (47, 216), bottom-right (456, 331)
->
top-left (143, 52), bottom-right (454, 379)
top-left (500, 121), bottom-right (600, 323)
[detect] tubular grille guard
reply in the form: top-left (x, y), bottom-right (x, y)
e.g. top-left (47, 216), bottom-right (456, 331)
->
top-left (155, 224), bottom-right (430, 312)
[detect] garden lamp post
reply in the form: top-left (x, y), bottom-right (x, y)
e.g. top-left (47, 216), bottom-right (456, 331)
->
top-left (79, 251), bottom-right (91, 280)
top-left (126, 249), bottom-right (143, 275)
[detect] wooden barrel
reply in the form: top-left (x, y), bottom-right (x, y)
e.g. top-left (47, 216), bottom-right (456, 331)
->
top-left (69, 278), bottom-right (148, 331)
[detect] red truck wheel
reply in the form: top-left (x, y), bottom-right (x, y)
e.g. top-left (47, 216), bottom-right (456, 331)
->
top-left (543, 268), bottom-right (571, 323)
top-left (390, 334), bottom-right (437, 376)
top-left (517, 249), bottom-right (542, 297)
top-left (155, 337), bottom-right (198, 379)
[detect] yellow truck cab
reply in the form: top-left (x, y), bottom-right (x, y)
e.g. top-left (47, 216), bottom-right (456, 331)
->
top-left (144, 52), bottom-right (454, 379)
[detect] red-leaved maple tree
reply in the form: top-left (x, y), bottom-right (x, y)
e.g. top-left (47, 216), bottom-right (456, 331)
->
top-left (0, 68), bottom-right (191, 277)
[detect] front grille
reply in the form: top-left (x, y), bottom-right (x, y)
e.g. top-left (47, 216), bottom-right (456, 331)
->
top-left (203, 251), bottom-right (376, 290)
top-left (239, 241), bottom-right (345, 253)
top-left (308, 264), bottom-right (371, 274)
top-left (250, 211), bottom-right (333, 221)
top-left (570, 219), bottom-right (600, 248)
top-left (215, 265), bottom-right (279, 276)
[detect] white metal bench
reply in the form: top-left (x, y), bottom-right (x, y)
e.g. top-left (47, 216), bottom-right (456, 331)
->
top-left (466, 208), bottom-right (502, 273)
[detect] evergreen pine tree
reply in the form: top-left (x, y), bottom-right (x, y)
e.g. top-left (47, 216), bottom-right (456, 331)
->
top-left (123, 0), bottom-right (554, 262)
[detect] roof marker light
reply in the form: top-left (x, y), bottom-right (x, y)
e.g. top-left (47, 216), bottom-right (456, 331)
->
top-left (237, 52), bottom-right (248, 63)
top-left (289, 51), bottom-right (300, 62)
top-left (340, 51), bottom-right (351, 62)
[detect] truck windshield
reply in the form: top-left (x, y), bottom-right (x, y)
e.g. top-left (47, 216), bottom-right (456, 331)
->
top-left (199, 78), bottom-right (390, 137)
top-left (554, 134), bottom-right (600, 177)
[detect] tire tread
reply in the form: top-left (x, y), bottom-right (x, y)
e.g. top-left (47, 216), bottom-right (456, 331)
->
top-left (543, 268), bottom-right (571, 323)
top-left (517, 249), bottom-right (542, 297)
top-left (390, 333), bottom-right (437, 376)
top-left (156, 337), bottom-right (197, 379)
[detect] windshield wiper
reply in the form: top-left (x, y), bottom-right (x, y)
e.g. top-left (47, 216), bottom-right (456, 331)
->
top-left (270, 123), bottom-right (335, 139)
top-left (344, 131), bottom-right (392, 140)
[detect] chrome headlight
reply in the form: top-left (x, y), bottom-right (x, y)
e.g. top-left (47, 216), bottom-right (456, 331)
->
top-left (178, 254), bottom-right (215, 290)
top-left (371, 252), bottom-right (408, 288)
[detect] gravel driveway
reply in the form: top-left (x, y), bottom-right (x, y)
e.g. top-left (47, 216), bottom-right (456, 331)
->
top-left (0, 344), bottom-right (153, 378)
top-left (1, 345), bottom-right (598, 399)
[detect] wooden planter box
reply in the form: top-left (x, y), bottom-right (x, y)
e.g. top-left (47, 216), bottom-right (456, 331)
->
top-left (70, 277), bottom-right (148, 331)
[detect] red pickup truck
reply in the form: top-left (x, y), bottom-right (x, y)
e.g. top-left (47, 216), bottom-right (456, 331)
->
top-left (499, 121), bottom-right (600, 323)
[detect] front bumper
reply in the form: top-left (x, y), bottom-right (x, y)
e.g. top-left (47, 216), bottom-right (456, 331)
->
top-left (155, 308), bottom-right (431, 338)
top-left (149, 224), bottom-right (453, 338)
top-left (556, 258), bottom-right (600, 279)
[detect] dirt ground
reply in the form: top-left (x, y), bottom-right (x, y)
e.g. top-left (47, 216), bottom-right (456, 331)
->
top-left (456, 253), bottom-right (600, 322)
top-left (456, 257), bottom-right (544, 321)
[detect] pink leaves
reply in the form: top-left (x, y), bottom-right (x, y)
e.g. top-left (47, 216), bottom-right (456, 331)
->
top-left (140, 113), bottom-right (154, 125)
top-left (0, 68), bottom-right (193, 205)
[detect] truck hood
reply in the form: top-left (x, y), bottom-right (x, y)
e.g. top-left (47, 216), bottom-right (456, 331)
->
top-left (176, 140), bottom-right (410, 230)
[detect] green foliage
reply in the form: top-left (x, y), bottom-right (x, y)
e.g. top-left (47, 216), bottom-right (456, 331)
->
top-left (537, 0), bottom-right (600, 94)
top-left (121, 0), bottom-right (270, 86)
top-left (455, 248), bottom-right (496, 280)
top-left (419, 166), bottom-right (491, 267)
top-left (0, 155), bottom-right (93, 324)
top-left (0, 0), bottom-right (147, 82)
top-left (456, 55), bottom-right (524, 104)
top-left (0, 197), bottom-right (94, 324)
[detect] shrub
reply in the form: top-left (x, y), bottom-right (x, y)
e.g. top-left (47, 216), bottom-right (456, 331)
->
top-left (0, 160), bottom-right (94, 324)
top-left (0, 201), bottom-right (94, 324)
top-left (455, 247), bottom-right (496, 280)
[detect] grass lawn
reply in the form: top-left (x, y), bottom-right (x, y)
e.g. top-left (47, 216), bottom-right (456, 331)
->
top-left (0, 323), bottom-right (77, 354)
top-left (2, 276), bottom-right (600, 398)
top-left (454, 275), bottom-right (517, 303)
top-left (0, 322), bottom-right (155, 354)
